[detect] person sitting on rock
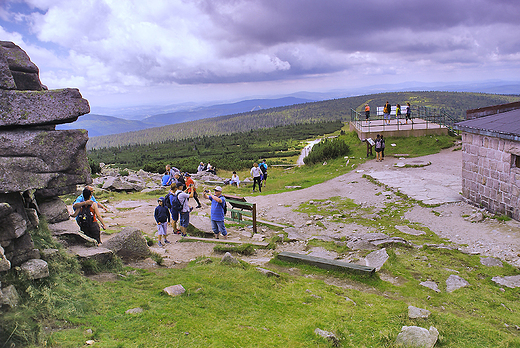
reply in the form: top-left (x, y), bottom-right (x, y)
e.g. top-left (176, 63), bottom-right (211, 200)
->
top-left (161, 171), bottom-right (171, 186)
top-left (230, 171), bottom-right (240, 187)
top-left (197, 162), bottom-right (205, 172)
top-left (72, 187), bottom-right (106, 243)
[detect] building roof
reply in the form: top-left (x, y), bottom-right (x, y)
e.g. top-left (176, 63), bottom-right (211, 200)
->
top-left (454, 108), bottom-right (520, 142)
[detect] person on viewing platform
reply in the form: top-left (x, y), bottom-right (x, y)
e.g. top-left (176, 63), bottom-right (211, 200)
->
top-left (396, 104), bottom-right (402, 124)
top-left (406, 102), bottom-right (412, 124)
top-left (365, 104), bottom-right (370, 122)
top-left (383, 101), bottom-right (391, 125)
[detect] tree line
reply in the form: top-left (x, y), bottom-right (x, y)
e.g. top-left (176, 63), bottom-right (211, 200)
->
top-left (88, 120), bottom-right (344, 173)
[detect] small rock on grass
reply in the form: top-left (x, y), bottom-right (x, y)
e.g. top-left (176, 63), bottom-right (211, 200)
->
top-left (314, 328), bottom-right (339, 346)
top-left (395, 326), bottom-right (438, 348)
top-left (163, 284), bottom-right (186, 297)
top-left (446, 275), bottom-right (470, 293)
top-left (408, 306), bottom-right (431, 319)
top-left (420, 281), bottom-right (440, 293)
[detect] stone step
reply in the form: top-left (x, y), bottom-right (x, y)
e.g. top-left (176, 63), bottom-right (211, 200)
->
top-left (277, 251), bottom-right (375, 275)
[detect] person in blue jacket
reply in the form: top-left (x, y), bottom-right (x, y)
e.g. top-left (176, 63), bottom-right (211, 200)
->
top-left (154, 197), bottom-right (171, 246)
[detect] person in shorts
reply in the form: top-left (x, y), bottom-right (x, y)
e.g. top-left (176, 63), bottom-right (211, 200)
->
top-left (203, 186), bottom-right (227, 239)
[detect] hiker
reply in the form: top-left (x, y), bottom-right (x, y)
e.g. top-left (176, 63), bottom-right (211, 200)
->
top-left (375, 134), bottom-right (383, 162)
top-left (166, 164), bottom-right (180, 178)
top-left (185, 173), bottom-right (201, 208)
top-left (171, 182), bottom-right (193, 237)
top-left (72, 187), bottom-right (106, 244)
top-left (365, 104), bottom-right (370, 122)
top-left (206, 163), bottom-right (216, 175)
top-left (230, 171), bottom-right (240, 187)
top-left (396, 104), bottom-right (402, 124)
top-left (259, 159), bottom-right (268, 187)
top-left (154, 197), bottom-right (171, 246)
top-left (383, 101), bottom-right (391, 125)
top-left (405, 102), bottom-right (412, 124)
top-left (197, 162), bottom-right (205, 172)
top-left (203, 186), bottom-right (228, 239)
top-left (174, 172), bottom-right (185, 187)
top-left (167, 183), bottom-right (179, 234)
top-left (250, 162), bottom-right (262, 192)
top-left (161, 171), bottom-right (171, 186)
top-left (381, 135), bottom-right (386, 160)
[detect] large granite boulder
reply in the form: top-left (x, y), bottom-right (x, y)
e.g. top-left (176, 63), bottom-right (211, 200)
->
top-left (0, 129), bottom-right (91, 195)
top-left (0, 88), bottom-right (89, 127)
top-left (38, 197), bottom-right (70, 224)
top-left (20, 258), bottom-right (49, 280)
top-left (102, 227), bottom-right (150, 260)
top-left (0, 41), bottom-right (42, 90)
top-left (0, 245), bottom-right (11, 272)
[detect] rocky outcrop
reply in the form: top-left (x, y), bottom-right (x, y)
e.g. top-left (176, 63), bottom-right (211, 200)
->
top-left (102, 227), bottom-right (150, 260)
top-left (0, 41), bottom-right (91, 297)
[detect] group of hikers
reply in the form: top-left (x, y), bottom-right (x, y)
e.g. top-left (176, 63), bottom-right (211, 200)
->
top-left (364, 101), bottom-right (412, 125)
top-left (72, 159), bottom-right (269, 246)
top-left (153, 182), bottom-right (227, 246)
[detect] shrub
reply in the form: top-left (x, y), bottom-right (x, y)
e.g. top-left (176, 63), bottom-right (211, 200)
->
top-left (304, 137), bottom-right (350, 165)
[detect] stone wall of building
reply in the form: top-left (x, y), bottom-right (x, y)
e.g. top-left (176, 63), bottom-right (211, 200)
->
top-left (461, 132), bottom-right (520, 220)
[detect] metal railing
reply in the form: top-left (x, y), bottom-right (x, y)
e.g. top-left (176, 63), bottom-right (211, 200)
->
top-left (351, 106), bottom-right (459, 134)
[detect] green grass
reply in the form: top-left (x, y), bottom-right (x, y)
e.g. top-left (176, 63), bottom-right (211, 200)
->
top-left (31, 251), bottom-right (520, 348)
top-left (8, 130), bottom-right (509, 347)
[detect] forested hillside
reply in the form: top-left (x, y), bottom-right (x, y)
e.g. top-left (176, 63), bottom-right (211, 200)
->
top-left (88, 120), bottom-right (344, 173)
top-left (87, 91), bottom-right (520, 149)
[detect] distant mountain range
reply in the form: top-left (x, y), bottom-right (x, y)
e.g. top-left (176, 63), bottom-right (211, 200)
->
top-left (86, 91), bottom-right (520, 149)
top-left (58, 96), bottom-right (313, 136)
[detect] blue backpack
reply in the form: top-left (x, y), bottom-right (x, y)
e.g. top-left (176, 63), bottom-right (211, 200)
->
top-left (170, 192), bottom-right (183, 211)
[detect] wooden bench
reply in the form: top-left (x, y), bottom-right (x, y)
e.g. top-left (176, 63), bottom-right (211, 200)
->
top-left (222, 194), bottom-right (257, 234)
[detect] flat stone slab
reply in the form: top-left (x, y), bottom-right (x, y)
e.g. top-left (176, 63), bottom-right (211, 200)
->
top-left (492, 275), bottom-right (520, 288)
top-left (364, 248), bottom-right (389, 271)
top-left (408, 306), bottom-right (431, 319)
top-left (480, 257), bottom-right (503, 267)
top-left (446, 274), bottom-right (470, 292)
top-left (256, 267), bottom-right (280, 277)
top-left (0, 88), bottom-right (89, 127)
top-left (368, 170), bottom-right (461, 205)
top-left (277, 251), bottom-right (375, 275)
top-left (68, 245), bottom-right (114, 264)
top-left (395, 225), bottom-right (426, 236)
top-left (420, 281), bottom-right (440, 292)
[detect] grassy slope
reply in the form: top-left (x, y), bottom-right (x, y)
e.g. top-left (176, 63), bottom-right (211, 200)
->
top-left (4, 131), bottom-right (520, 347)
top-left (87, 91), bottom-right (520, 149)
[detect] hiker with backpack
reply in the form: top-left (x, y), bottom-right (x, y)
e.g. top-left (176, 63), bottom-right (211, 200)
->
top-left (375, 134), bottom-right (383, 162)
top-left (72, 187), bottom-right (106, 244)
top-left (259, 159), bottom-right (268, 187)
top-left (164, 183), bottom-right (179, 234)
top-left (203, 186), bottom-right (228, 239)
top-left (170, 182), bottom-right (193, 237)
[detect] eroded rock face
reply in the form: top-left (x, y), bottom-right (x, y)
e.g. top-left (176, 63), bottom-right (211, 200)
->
top-left (0, 41), bottom-right (43, 91)
top-left (0, 41), bottom-right (91, 271)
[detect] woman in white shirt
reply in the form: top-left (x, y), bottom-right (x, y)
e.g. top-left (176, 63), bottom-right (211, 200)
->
top-left (250, 163), bottom-right (262, 192)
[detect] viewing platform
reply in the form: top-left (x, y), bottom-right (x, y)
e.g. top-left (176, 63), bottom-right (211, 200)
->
top-left (350, 106), bottom-right (455, 140)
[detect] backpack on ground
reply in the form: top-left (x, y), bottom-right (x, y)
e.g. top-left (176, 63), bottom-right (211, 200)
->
top-left (171, 192), bottom-right (183, 211)
top-left (164, 192), bottom-right (172, 209)
top-left (77, 205), bottom-right (94, 232)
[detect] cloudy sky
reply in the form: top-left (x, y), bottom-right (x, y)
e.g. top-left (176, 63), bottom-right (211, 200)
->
top-left (1, 0), bottom-right (519, 108)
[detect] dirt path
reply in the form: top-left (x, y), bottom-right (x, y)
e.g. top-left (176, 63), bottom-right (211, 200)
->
top-left (100, 148), bottom-right (520, 268)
